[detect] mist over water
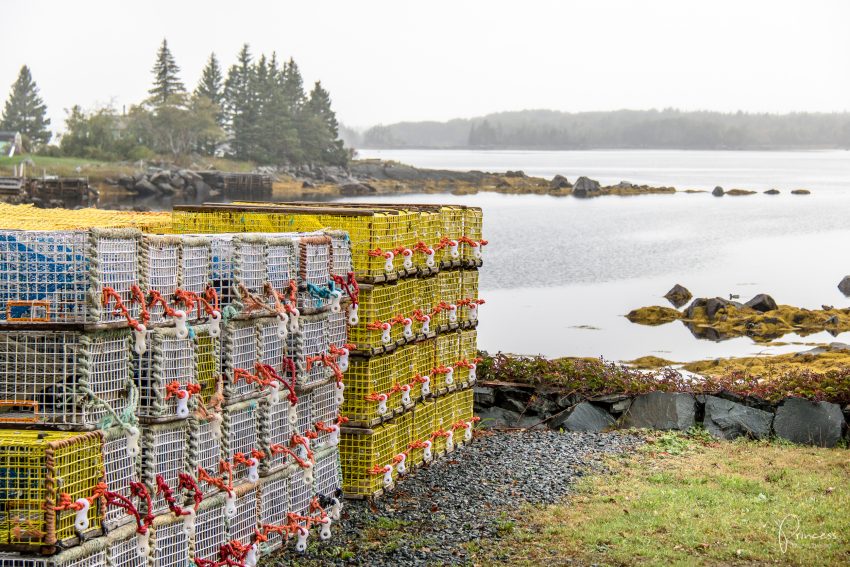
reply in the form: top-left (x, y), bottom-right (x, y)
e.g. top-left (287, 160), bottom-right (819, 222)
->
top-left (348, 149), bottom-right (850, 361)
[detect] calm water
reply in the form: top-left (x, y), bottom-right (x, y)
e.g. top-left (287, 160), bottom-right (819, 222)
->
top-left (351, 149), bottom-right (850, 362)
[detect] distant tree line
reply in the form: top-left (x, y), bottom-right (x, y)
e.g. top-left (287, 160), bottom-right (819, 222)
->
top-left (359, 109), bottom-right (850, 150)
top-left (0, 40), bottom-right (348, 165)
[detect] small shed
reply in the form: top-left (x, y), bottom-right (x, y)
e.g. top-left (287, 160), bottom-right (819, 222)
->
top-left (0, 131), bottom-right (22, 157)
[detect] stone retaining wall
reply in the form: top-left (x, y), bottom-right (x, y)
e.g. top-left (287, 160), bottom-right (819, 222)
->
top-left (474, 382), bottom-right (849, 447)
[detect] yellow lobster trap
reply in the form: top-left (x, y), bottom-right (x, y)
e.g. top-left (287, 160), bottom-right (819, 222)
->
top-left (0, 430), bottom-right (104, 552)
top-left (431, 394), bottom-right (457, 456)
top-left (433, 331), bottom-right (460, 393)
top-left (339, 422), bottom-right (397, 497)
top-left (340, 354), bottom-right (396, 426)
top-left (433, 270), bottom-right (462, 330)
top-left (171, 205), bottom-right (416, 282)
top-left (408, 400), bottom-right (436, 466)
top-left (454, 329), bottom-right (479, 387)
top-left (347, 283), bottom-right (401, 354)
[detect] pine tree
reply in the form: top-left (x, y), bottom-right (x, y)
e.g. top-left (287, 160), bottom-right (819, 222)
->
top-left (306, 81), bottom-right (339, 138)
top-left (0, 65), bottom-right (51, 147)
top-left (303, 81), bottom-right (346, 165)
top-left (149, 39), bottom-right (185, 106)
top-left (195, 53), bottom-right (224, 109)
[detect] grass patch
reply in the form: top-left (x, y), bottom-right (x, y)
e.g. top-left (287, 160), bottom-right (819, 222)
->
top-left (474, 434), bottom-right (850, 566)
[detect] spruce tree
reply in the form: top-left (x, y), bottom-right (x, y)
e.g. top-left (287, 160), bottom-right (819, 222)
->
top-left (0, 65), bottom-right (51, 146)
top-left (149, 39), bottom-right (185, 106)
top-left (195, 53), bottom-right (224, 109)
top-left (223, 44), bottom-right (258, 159)
top-left (281, 58), bottom-right (306, 114)
top-left (302, 81), bottom-right (346, 164)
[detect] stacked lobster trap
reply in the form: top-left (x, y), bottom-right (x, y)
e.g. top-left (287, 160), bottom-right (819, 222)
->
top-left (0, 219), bottom-right (351, 565)
top-left (170, 203), bottom-right (485, 498)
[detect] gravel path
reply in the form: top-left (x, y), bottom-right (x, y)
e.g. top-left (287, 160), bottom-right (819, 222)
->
top-left (266, 430), bottom-right (643, 566)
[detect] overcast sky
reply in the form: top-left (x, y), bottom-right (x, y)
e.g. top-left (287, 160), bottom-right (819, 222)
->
top-left (3, 0), bottom-right (849, 134)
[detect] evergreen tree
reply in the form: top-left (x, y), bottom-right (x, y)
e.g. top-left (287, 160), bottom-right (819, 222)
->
top-left (281, 58), bottom-right (306, 115)
top-left (149, 39), bottom-right (185, 106)
top-left (0, 65), bottom-right (51, 147)
top-left (195, 53), bottom-right (224, 114)
top-left (223, 44), bottom-right (259, 159)
top-left (303, 81), bottom-right (346, 164)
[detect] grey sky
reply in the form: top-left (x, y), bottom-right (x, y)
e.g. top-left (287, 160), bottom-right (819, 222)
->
top-left (3, 0), bottom-right (849, 135)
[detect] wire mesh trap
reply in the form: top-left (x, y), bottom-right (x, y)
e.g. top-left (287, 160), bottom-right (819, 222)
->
top-left (0, 329), bottom-right (133, 427)
top-left (149, 514), bottom-right (189, 567)
top-left (256, 468), bottom-right (290, 552)
top-left (141, 235), bottom-right (211, 325)
top-left (191, 495), bottom-right (227, 564)
top-left (339, 423), bottom-right (398, 497)
top-left (134, 326), bottom-right (200, 422)
top-left (340, 354), bottom-right (396, 425)
top-left (222, 400), bottom-right (261, 486)
top-left (0, 228), bottom-right (142, 326)
top-left (287, 312), bottom-right (330, 390)
top-left (0, 538), bottom-right (108, 567)
top-left (257, 397), bottom-right (294, 476)
top-left (140, 422), bottom-right (190, 515)
top-left (101, 427), bottom-right (137, 532)
top-left (0, 430), bottom-right (104, 552)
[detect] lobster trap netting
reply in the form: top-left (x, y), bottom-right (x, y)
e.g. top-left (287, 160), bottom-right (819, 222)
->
top-left (294, 398), bottom-right (314, 438)
top-left (414, 276), bottom-right (438, 332)
top-left (0, 229), bottom-right (141, 326)
top-left (393, 345), bottom-right (418, 406)
top-left (192, 416), bottom-right (223, 494)
top-left (313, 447), bottom-right (342, 499)
top-left (310, 380), bottom-right (341, 450)
top-left (396, 278), bottom-right (417, 329)
top-left (287, 312), bottom-right (329, 389)
top-left (432, 395), bottom-right (457, 454)
top-left (222, 400), bottom-right (261, 485)
top-left (0, 430), bottom-right (104, 550)
top-left (229, 485), bottom-right (259, 545)
top-left (105, 526), bottom-right (146, 567)
top-left (296, 235), bottom-right (333, 312)
top-left (222, 319), bottom-right (260, 403)
top-left (433, 332), bottom-right (460, 391)
top-left (460, 269), bottom-right (480, 323)
top-left (134, 327), bottom-right (198, 421)
top-left (339, 422), bottom-right (397, 497)
top-left (456, 387), bottom-right (474, 423)
top-left (340, 354), bottom-right (395, 424)
top-left (348, 284), bottom-right (399, 351)
top-left (409, 399), bottom-right (436, 465)
top-left (141, 422), bottom-right (190, 515)
top-left (0, 543), bottom-right (108, 567)
top-left (257, 397), bottom-right (293, 475)
top-left (393, 411), bottom-right (414, 464)
top-left (195, 326), bottom-right (221, 404)
top-left (102, 428), bottom-right (137, 531)
top-left (434, 270), bottom-right (462, 328)
top-left (141, 236), bottom-right (179, 326)
top-left (0, 203), bottom-right (170, 233)
top-left (192, 498), bottom-right (227, 563)
top-left (0, 329), bottom-right (132, 427)
top-left (257, 317), bottom-right (285, 376)
top-left (455, 329), bottom-right (479, 386)
top-left (288, 467), bottom-right (312, 517)
top-left (438, 206), bottom-right (465, 264)
top-left (150, 518), bottom-right (189, 567)
top-left (326, 230), bottom-right (353, 277)
top-left (327, 310), bottom-right (347, 351)
top-left (257, 470), bottom-right (289, 552)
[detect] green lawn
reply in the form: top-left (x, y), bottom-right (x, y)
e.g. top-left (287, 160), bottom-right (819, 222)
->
top-left (474, 432), bottom-right (850, 566)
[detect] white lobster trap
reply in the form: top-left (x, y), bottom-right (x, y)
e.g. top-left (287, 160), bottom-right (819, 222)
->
top-left (228, 483), bottom-right (259, 546)
top-left (141, 235), bottom-right (211, 325)
top-left (149, 514), bottom-right (189, 567)
top-left (102, 427), bottom-right (139, 532)
top-left (0, 539), bottom-right (108, 567)
top-left (327, 309), bottom-right (348, 351)
top-left (326, 230), bottom-right (353, 277)
top-left (0, 228), bottom-right (142, 326)
top-left (191, 495), bottom-right (227, 564)
top-left (288, 466), bottom-right (312, 517)
top-left (257, 396), bottom-right (294, 476)
top-left (256, 467), bottom-right (290, 552)
top-left (294, 234), bottom-right (333, 314)
top-left (313, 447), bottom-right (342, 500)
top-left (287, 312), bottom-right (330, 390)
top-left (221, 318), bottom-right (258, 403)
top-left (140, 421), bottom-right (191, 515)
top-left (190, 414), bottom-right (223, 496)
top-left (0, 329), bottom-right (133, 428)
top-left (104, 524), bottom-right (146, 567)
top-left (134, 326), bottom-right (200, 422)
top-left (222, 399), bottom-right (261, 485)
top-left (205, 234), bottom-right (299, 319)
top-left (310, 380), bottom-right (341, 450)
